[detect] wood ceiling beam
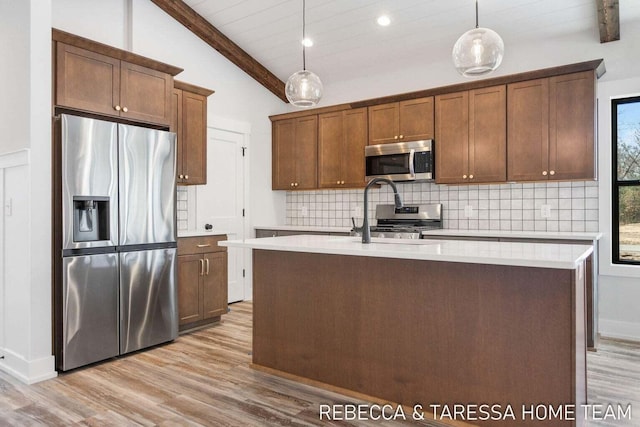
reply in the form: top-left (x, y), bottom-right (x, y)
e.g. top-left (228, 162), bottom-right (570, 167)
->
top-left (596, 0), bottom-right (620, 43)
top-left (150, 0), bottom-right (288, 103)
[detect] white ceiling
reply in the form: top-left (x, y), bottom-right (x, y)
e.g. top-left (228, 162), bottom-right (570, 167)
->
top-left (182, 0), bottom-right (640, 87)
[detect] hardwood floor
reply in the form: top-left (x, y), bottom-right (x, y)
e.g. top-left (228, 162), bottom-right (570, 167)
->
top-left (0, 301), bottom-right (638, 426)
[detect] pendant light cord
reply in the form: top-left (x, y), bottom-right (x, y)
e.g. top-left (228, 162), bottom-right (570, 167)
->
top-left (475, 0), bottom-right (479, 28)
top-left (302, 0), bottom-right (307, 71)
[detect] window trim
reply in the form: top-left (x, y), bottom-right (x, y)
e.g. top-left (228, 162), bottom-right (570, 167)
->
top-left (612, 95), bottom-right (640, 265)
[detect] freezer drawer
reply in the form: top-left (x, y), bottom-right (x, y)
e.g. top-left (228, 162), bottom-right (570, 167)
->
top-left (62, 253), bottom-right (119, 371)
top-left (120, 248), bottom-right (178, 354)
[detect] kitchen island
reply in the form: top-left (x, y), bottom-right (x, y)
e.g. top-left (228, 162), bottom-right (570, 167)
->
top-left (221, 235), bottom-right (593, 427)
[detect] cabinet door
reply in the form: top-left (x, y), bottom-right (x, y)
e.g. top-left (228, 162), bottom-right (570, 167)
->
top-left (172, 89), bottom-right (184, 182)
top-left (435, 91), bottom-right (469, 184)
top-left (469, 86), bottom-right (506, 183)
top-left (318, 112), bottom-right (344, 188)
top-left (399, 97), bottom-right (434, 142)
top-left (55, 43), bottom-right (120, 117)
top-left (178, 254), bottom-right (203, 325)
top-left (342, 108), bottom-right (368, 187)
top-left (549, 71), bottom-right (595, 180)
top-left (507, 78), bottom-right (550, 181)
top-left (368, 103), bottom-right (400, 145)
top-left (202, 252), bottom-right (228, 319)
top-left (294, 115), bottom-right (318, 190)
top-left (120, 61), bottom-right (173, 125)
top-left (180, 91), bottom-right (208, 185)
top-left (272, 119), bottom-right (297, 190)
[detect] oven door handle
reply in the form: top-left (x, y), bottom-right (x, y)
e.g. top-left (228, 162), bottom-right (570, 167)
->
top-left (408, 149), bottom-right (416, 178)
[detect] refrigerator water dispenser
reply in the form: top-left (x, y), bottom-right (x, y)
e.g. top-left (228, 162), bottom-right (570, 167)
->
top-left (72, 196), bottom-right (110, 242)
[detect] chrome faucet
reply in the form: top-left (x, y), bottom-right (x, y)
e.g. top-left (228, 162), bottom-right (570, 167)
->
top-left (353, 178), bottom-right (403, 244)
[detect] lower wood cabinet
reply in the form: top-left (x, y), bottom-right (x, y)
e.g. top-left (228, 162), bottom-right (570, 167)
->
top-left (177, 235), bottom-right (228, 331)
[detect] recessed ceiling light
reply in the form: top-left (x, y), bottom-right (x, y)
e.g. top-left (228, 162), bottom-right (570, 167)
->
top-left (301, 38), bottom-right (313, 47)
top-left (377, 15), bottom-right (391, 26)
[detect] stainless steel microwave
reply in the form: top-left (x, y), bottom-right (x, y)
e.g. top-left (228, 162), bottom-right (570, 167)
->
top-left (365, 140), bottom-right (434, 182)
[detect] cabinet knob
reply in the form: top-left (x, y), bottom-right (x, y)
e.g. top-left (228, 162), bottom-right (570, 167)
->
top-left (114, 105), bottom-right (121, 111)
top-left (185, 175), bottom-right (189, 180)
top-left (399, 135), bottom-right (404, 139)
top-left (122, 106), bottom-right (128, 113)
top-left (337, 180), bottom-right (341, 185)
top-left (341, 180), bottom-right (345, 185)
top-left (179, 174), bottom-right (184, 179)
top-left (290, 183), bottom-right (295, 187)
top-left (295, 182), bottom-right (299, 187)
top-left (550, 170), bottom-right (555, 176)
top-left (469, 174), bottom-right (474, 179)
top-left (394, 135), bottom-right (398, 140)
top-left (542, 171), bottom-right (548, 176)
top-left (463, 174), bottom-right (467, 179)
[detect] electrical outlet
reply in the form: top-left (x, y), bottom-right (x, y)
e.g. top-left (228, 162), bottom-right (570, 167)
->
top-left (541, 204), bottom-right (551, 218)
top-left (464, 205), bottom-right (473, 218)
top-left (300, 206), bottom-right (308, 217)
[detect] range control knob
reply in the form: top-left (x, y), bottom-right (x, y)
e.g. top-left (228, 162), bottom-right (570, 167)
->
top-left (205, 224), bottom-right (213, 231)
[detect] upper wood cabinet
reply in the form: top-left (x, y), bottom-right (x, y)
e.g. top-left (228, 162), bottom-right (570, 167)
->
top-left (435, 86), bottom-right (506, 184)
top-left (368, 97), bottom-right (434, 145)
top-left (272, 116), bottom-right (318, 190)
top-left (172, 81), bottom-right (214, 186)
top-left (55, 43), bottom-right (173, 126)
top-left (318, 108), bottom-right (368, 188)
top-left (507, 71), bottom-right (595, 181)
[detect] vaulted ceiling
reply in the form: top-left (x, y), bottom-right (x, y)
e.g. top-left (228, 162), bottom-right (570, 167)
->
top-left (153, 0), bottom-right (638, 103)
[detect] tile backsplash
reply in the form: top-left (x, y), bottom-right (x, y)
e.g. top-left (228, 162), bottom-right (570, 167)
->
top-left (286, 181), bottom-right (599, 232)
top-left (177, 187), bottom-right (189, 231)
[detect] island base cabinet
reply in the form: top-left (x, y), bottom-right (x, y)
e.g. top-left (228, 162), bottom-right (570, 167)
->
top-left (253, 250), bottom-right (586, 427)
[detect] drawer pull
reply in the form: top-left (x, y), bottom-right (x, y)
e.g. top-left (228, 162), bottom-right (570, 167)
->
top-left (197, 244), bottom-right (211, 248)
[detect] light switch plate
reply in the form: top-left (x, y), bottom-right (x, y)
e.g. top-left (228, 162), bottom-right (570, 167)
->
top-left (300, 206), bottom-right (308, 217)
top-left (464, 205), bottom-right (473, 218)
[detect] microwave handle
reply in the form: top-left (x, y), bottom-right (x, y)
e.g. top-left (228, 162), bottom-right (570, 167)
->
top-left (408, 149), bottom-right (416, 178)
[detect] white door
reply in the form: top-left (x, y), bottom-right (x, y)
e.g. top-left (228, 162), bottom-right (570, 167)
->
top-left (196, 128), bottom-right (246, 303)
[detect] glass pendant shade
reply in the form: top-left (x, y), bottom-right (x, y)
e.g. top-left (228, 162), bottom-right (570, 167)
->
top-left (452, 27), bottom-right (504, 77)
top-left (285, 70), bottom-right (323, 108)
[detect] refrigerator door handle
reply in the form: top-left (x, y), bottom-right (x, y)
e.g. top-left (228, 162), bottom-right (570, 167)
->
top-left (199, 259), bottom-right (204, 276)
top-left (205, 258), bottom-right (210, 275)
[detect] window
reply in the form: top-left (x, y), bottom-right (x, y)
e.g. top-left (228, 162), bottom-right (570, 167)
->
top-left (613, 96), bottom-right (640, 264)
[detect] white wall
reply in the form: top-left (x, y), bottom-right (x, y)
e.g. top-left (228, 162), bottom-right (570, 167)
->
top-left (0, 0), bottom-right (56, 383)
top-left (319, 27), bottom-right (640, 106)
top-left (597, 76), bottom-right (640, 341)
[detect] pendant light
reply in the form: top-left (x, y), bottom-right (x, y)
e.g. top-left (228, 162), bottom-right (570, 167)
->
top-left (285, 0), bottom-right (323, 107)
top-left (452, 0), bottom-right (504, 77)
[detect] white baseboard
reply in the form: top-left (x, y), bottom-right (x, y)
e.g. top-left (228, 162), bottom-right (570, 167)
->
top-left (599, 319), bottom-right (640, 342)
top-left (0, 348), bottom-right (57, 384)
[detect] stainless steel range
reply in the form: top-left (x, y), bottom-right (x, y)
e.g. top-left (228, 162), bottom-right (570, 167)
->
top-left (368, 203), bottom-right (443, 239)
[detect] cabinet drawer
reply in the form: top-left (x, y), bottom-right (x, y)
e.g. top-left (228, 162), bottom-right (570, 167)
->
top-left (178, 235), bottom-right (227, 255)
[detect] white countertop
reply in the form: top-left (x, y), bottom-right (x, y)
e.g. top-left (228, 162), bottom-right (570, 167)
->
top-left (421, 229), bottom-right (603, 241)
top-left (220, 234), bottom-right (593, 270)
top-left (253, 225), bottom-right (352, 233)
top-left (177, 230), bottom-right (226, 238)
top-left (252, 225), bottom-right (601, 241)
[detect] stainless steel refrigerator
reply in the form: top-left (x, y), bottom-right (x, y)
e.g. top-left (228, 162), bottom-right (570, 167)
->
top-left (59, 114), bottom-right (178, 371)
